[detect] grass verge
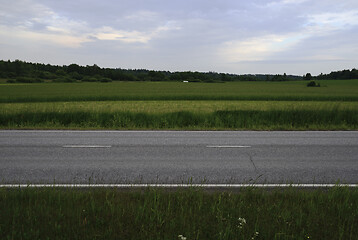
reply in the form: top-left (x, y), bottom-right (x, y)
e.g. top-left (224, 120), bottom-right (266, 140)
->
top-left (1, 187), bottom-right (357, 240)
top-left (1, 109), bottom-right (357, 130)
top-left (1, 100), bottom-right (357, 113)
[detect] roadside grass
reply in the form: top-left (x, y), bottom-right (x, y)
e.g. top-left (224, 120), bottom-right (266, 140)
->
top-left (1, 100), bottom-right (357, 114)
top-left (0, 187), bottom-right (357, 240)
top-left (1, 80), bottom-right (358, 103)
top-left (1, 106), bottom-right (357, 130)
top-left (1, 101), bottom-right (357, 130)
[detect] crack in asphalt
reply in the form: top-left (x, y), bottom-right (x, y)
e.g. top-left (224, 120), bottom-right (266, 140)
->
top-left (247, 153), bottom-right (258, 172)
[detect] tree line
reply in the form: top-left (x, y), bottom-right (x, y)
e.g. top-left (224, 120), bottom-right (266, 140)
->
top-left (0, 59), bottom-right (356, 83)
top-left (314, 69), bottom-right (358, 80)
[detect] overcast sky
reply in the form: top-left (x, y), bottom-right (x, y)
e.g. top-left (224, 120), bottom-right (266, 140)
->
top-left (1, 0), bottom-right (357, 75)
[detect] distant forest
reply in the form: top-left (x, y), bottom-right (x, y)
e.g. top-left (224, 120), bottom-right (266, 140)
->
top-left (0, 59), bottom-right (357, 83)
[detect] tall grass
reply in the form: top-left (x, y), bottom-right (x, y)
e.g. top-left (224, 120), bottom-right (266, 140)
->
top-left (1, 80), bottom-right (358, 103)
top-left (1, 100), bottom-right (357, 114)
top-left (1, 187), bottom-right (357, 240)
top-left (1, 108), bottom-right (357, 130)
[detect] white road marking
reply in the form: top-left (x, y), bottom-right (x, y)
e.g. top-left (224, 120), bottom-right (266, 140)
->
top-left (62, 145), bottom-right (112, 148)
top-left (207, 146), bottom-right (251, 148)
top-left (0, 184), bottom-right (357, 188)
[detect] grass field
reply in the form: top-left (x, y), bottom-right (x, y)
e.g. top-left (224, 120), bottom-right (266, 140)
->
top-left (1, 187), bottom-right (357, 240)
top-left (1, 80), bottom-right (358, 102)
top-left (1, 100), bottom-right (357, 113)
top-left (1, 100), bottom-right (357, 130)
top-left (0, 80), bottom-right (357, 130)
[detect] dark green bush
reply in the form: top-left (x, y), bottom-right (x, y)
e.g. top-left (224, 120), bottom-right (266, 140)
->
top-left (16, 77), bottom-right (43, 83)
top-left (69, 72), bottom-right (83, 80)
top-left (53, 77), bottom-right (76, 83)
top-left (81, 76), bottom-right (99, 82)
top-left (307, 81), bottom-right (320, 87)
top-left (100, 78), bottom-right (112, 83)
top-left (38, 71), bottom-right (57, 80)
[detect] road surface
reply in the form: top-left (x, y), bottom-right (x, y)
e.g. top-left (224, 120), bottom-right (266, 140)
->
top-left (0, 130), bottom-right (357, 184)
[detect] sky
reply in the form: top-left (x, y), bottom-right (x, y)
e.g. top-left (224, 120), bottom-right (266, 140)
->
top-left (0, 0), bottom-right (357, 75)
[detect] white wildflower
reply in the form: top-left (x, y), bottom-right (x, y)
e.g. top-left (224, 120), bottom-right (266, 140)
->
top-left (178, 234), bottom-right (187, 240)
top-left (238, 217), bottom-right (247, 229)
top-left (239, 217), bottom-right (246, 224)
top-left (251, 231), bottom-right (259, 239)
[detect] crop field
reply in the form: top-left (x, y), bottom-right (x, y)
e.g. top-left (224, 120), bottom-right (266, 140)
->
top-left (1, 187), bottom-right (357, 240)
top-left (1, 100), bottom-right (357, 130)
top-left (1, 80), bottom-right (358, 102)
top-left (0, 80), bottom-right (357, 130)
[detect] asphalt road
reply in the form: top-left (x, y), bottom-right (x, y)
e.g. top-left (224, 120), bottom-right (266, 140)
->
top-left (0, 130), bottom-right (357, 184)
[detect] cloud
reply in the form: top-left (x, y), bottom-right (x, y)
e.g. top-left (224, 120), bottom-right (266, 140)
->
top-left (93, 26), bottom-right (152, 43)
top-left (281, 0), bottom-right (309, 4)
top-left (0, 0), bottom-right (357, 74)
top-left (218, 6), bottom-right (358, 69)
top-left (0, 0), bottom-right (92, 47)
top-left (220, 33), bottom-right (306, 62)
top-left (123, 10), bottom-right (160, 21)
top-left (0, 1), bottom-right (181, 48)
top-left (305, 10), bottom-right (358, 34)
top-left (93, 20), bottom-right (180, 44)
top-left (0, 25), bottom-right (91, 48)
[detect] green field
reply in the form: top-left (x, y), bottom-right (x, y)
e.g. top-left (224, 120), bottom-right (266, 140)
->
top-left (1, 100), bottom-right (357, 130)
top-left (1, 187), bottom-right (357, 240)
top-left (1, 80), bottom-right (358, 102)
top-left (0, 80), bottom-right (357, 130)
